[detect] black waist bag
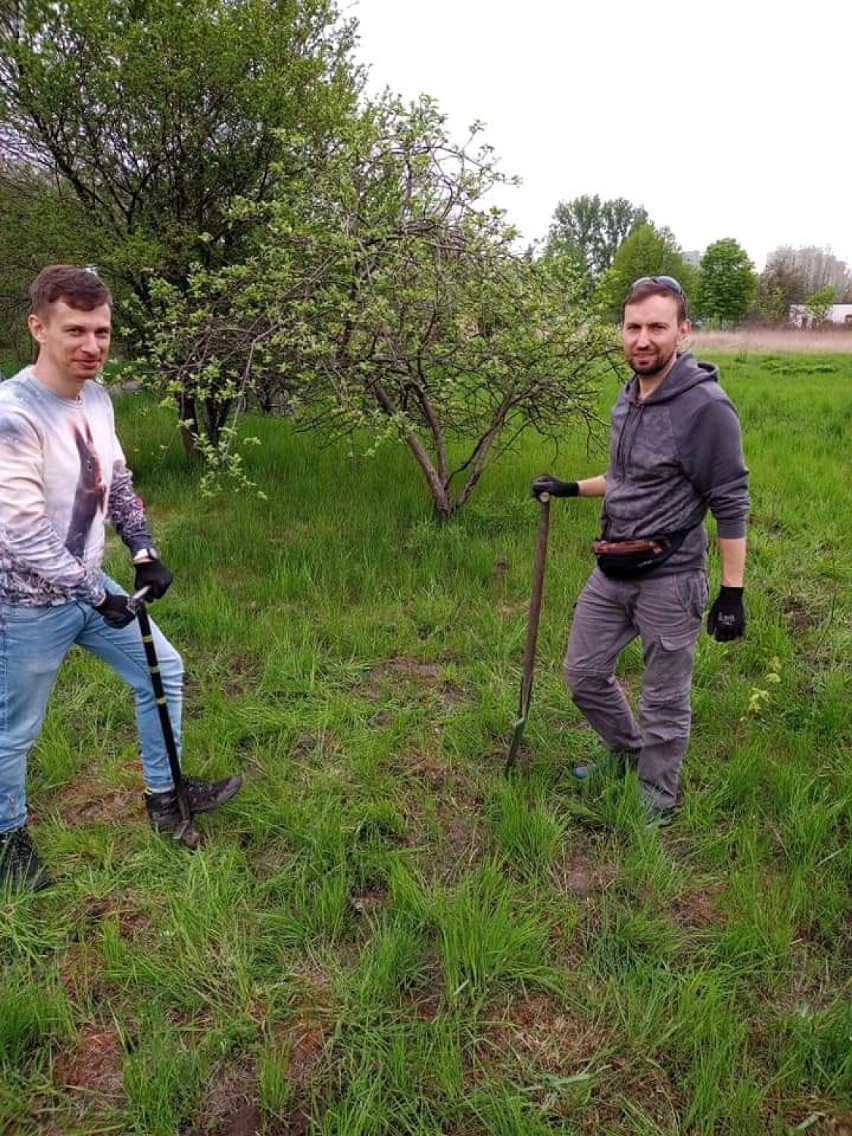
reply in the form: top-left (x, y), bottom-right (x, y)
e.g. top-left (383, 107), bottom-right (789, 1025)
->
top-left (593, 529), bottom-right (692, 580)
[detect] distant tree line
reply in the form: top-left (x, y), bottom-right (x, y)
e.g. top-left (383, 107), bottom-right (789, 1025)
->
top-left (542, 196), bottom-right (851, 328)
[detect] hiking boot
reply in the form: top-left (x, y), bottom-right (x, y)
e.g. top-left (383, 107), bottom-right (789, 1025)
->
top-left (145, 774), bottom-right (243, 833)
top-left (572, 748), bottom-right (640, 782)
top-left (0, 827), bottom-right (52, 892)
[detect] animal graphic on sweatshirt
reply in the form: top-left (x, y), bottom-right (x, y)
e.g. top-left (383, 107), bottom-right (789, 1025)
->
top-left (66, 421), bottom-right (107, 558)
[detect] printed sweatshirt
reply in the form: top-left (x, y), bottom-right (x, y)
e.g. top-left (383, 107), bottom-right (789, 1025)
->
top-left (602, 352), bottom-right (749, 575)
top-left (0, 368), bottom-right (153, 606)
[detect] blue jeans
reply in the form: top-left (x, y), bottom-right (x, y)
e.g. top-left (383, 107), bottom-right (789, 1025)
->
top-left (0, 575), bottom-right (183, 833)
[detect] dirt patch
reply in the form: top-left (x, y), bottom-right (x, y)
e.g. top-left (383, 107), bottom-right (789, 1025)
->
top-left (188, 1060), bottom-right (259, 1136)
top-left (53, 1024), bottom-right (125, 1104)
top-left (773, 942), bottom-right (843, 1018)
top-left (446, 815), bottom-right (473, 855)
top-left (286, 1019), bottom-right (327, 1087)
top-left (577, 1054), bottom-right (683, 1133)
top-left (376, 659), bottom-right (442, 680)
top-left (255, 1013), bottom-right (331, 1135)
top-left (404, 750), bottom-right (451, 790)
top-left (669, 880), bottom-right (726, 930)
top-left (781, 595), bottom-right (820, 631)
top-left (553, 851), bottom-right (618, 901)
top-left (479, 993), bottom-right (608, 1080)
top-left (58, 779), bottom-right (141, 825)
top-left (361, 657), bottom-right (469, 709)
top-left (58, 942), bottom-right (91, 1001)
top-left (772, 1109), bottom-right (852, 1136)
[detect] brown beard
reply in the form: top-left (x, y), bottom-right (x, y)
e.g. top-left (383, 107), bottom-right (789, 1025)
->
top-left (631, 348), bottom-right (676, 378)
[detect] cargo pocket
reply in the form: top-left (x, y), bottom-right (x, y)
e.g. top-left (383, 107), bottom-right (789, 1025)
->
top-left (653, 630), bottom-right (700, 693)
top-left (675, 572), bottom-right (709, 622)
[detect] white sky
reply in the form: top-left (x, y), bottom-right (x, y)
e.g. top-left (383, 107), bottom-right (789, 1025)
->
top-left (350, 0), bottom-right (852, 272)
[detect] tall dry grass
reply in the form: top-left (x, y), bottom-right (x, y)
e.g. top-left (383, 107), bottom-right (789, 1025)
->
top-left (690, 325), bottom-right (852, 354)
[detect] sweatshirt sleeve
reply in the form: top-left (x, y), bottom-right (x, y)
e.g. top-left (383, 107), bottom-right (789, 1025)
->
top-left (106, 444), bottom-right (154, 555)
top-left (679, 395), bottom-right (750, 538)
top-left (0, 409), bottom-right (105, 603)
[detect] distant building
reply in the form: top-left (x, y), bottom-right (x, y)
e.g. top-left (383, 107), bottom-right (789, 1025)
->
top-left (682, 250), bottom-right (702, 267)
top-left (789, 303), bottom-right (852, 328)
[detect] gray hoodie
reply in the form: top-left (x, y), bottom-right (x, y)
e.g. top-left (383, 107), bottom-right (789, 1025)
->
top-left (602, 352), bottom-right (749, 575)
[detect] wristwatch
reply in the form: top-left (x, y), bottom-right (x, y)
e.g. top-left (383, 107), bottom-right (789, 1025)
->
top-left (132, 547), bottom-right (159, 564)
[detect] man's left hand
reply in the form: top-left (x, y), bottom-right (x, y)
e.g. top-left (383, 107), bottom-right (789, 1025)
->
top-left (134, 557), bottom-right (173, 601)
top-left (707, 586), bottom-right (745, 641)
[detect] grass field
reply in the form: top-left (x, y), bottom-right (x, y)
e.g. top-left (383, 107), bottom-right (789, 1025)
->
top-left (2, 352), bottom-right (851, 1135)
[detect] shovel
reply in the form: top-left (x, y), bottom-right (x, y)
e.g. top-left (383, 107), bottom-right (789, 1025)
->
top-left (129, 587), bottom-right (201, 849)
top-left (505, 492), bottom-right (550, 773)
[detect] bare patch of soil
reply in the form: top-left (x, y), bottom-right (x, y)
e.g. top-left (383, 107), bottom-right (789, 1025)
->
top-left (577, 1054), bottom-right (682, 1133)
top-left (781, 595), bottom-right (820, 631)
top-left (58, 780), bottom-right (141, 825)
top-left (479, 993), bottom-right (610, 1083)
top-left (361, 656), bottom-right (469, 709)
top-left (669, 880), bottom-right (726, 930)
top-left (405, 750), bottom-right (451, 790)
top-left (376, 658), bottom-right (442, 680)
top-left (553, 850), bottom-right (618, 901)
top-left (772, 1108), bottom-right (852, 1136)
top-left (53, 1024), bottom-right (125, 1104)
top-left (187, 1060), bottom-right (259, 1136)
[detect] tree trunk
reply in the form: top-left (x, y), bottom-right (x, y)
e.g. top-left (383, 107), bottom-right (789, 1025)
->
top-left (176, 392), bottom-right (202, 459)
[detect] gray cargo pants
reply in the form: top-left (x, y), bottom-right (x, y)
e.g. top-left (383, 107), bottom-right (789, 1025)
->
top-left (564, 567), bottom-right (708, 809)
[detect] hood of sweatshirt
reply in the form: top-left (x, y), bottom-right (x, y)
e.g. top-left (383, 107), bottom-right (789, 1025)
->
top-left (626, 352), bottom-right (719, 404)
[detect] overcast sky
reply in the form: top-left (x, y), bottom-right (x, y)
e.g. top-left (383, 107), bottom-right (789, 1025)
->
top-left (350, 0), bottom-right (851, 272)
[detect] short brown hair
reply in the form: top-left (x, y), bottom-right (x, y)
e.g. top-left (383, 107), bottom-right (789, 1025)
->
top-left (623, 276), bottom-right (688, 323)
top-left (29, 265), bottom-right (112, 317)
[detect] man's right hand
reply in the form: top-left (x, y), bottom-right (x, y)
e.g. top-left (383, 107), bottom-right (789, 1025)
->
top-left (94, 591), bottom-right (137, 629)
top-left (531, 474), bottom-right (579, 500)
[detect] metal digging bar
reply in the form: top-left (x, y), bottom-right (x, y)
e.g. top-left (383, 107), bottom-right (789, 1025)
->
top-left (505, 492), bottom-right (551, 773)
top-left (129, 587), bottom-right (200, 849)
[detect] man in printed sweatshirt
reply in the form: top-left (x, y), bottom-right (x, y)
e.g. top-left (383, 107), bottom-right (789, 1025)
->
top-left (0, 266), bottom-right (242, 890)
top-left (532, 276), bottom-right (749, 825)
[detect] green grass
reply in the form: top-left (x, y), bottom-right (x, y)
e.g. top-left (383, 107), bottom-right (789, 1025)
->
top-left (2, 353), bottom-right (851, 1134)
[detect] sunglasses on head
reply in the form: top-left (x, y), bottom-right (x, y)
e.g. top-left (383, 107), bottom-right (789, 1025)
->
top-left (629, 275), bottom-right (685, 297)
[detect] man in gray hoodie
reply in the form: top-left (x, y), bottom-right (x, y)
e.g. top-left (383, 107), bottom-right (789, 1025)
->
top-left (532, 276), bottom-right (749, 825)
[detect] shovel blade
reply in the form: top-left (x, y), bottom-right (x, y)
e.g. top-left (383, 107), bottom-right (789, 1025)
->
top-left (172, 818), bottom-right (201, 850)
top-left (505, 713), bottom-right (528, 773)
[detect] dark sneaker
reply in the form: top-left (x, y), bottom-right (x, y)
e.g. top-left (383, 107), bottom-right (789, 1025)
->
top-left (184, 775), bottom-right (243, 815)
top-left (572, 748), bottom-right (639, 781)
top-left (643, 801), bottom-right (675, 828)
top-left (0, 827), bottom-right (52, 892)
top-left (145, 775), bottom-right (243, 832)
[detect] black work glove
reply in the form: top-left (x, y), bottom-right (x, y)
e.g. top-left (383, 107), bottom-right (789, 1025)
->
top-left (134, 557), bottom-right (173, 601)
top-left (94, 590), bottom-right (138, 629)
top-left (530, 473), bottom-right (579, 501)
top-left (707, 586), bottom-right (746, 642)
